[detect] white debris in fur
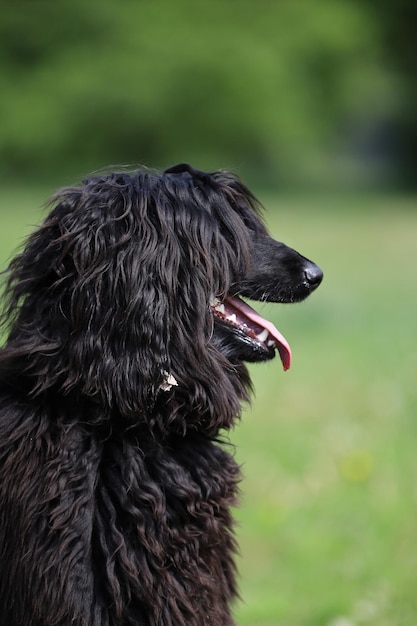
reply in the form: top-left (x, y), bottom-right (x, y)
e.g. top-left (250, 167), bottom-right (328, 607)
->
top-left (160, 372), bottom-right (178, 392)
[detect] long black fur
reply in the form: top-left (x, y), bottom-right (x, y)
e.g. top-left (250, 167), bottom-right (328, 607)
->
top-left (0, 164), bottom-right (322, 625)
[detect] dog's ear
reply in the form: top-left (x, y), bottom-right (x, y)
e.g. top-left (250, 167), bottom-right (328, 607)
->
top-left (47, 176), bottom-right (194, 416)
top-left (1, 176), bottom-right (177, 416)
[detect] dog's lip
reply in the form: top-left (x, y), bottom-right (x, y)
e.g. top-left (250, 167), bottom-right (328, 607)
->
top-left (210, 295), bottom-right (292, 371)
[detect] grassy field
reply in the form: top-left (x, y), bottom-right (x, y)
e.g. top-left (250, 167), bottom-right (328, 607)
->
top-left (1, 188), bottom-right (416, 625)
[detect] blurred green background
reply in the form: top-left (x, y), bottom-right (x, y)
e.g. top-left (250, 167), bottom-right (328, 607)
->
top-left (1, 2), bottom-right (416, 625)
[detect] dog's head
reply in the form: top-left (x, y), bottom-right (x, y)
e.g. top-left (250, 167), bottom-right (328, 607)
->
top-left (2, 164), bottom-right (322, 432)
top-left (163, 164), bottom-right (322, 374)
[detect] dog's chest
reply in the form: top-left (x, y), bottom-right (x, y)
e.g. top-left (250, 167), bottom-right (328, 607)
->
top-left (92, 434), bottom-right (240, 623)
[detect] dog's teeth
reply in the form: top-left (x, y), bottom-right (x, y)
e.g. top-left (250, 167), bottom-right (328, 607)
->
top-left (256, 329), bottom-right (269, 343)
top-left (226, 314), bottom-right (237, 323)
top-left (267, 339), bottom-right (276, 347)
top-left (215, 304), bottom-right (225, 314)
top-left (210, 295), bottom-right (220, 306)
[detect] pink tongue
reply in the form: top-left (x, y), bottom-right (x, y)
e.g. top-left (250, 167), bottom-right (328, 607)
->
top-left (227, 296), bottom-right (292, 371)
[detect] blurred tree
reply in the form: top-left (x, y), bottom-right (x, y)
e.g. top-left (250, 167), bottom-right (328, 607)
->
top-left (357, 0), bottom-right (417, 187)
top-left (0, 1), bottom-right (405, 188)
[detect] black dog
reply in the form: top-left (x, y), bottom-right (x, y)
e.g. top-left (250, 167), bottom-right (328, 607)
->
top-left (0, 164), bottom-right (322, 625)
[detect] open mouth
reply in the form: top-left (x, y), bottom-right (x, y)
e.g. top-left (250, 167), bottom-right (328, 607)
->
top-left (210, 295), bottom-right (292, 371)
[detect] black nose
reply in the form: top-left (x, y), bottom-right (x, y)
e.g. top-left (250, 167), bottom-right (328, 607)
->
top-left (304, 263), bottom-right (323, 290)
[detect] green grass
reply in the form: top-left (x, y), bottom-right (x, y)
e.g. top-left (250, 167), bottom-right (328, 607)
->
top-left (1, 188), bottom-right (416, 625)
top-left (233, 195), bottom-right (417, 625)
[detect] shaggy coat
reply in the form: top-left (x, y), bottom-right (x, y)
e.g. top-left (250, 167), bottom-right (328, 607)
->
top-left (0, 164), bottom-right (322, 625)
